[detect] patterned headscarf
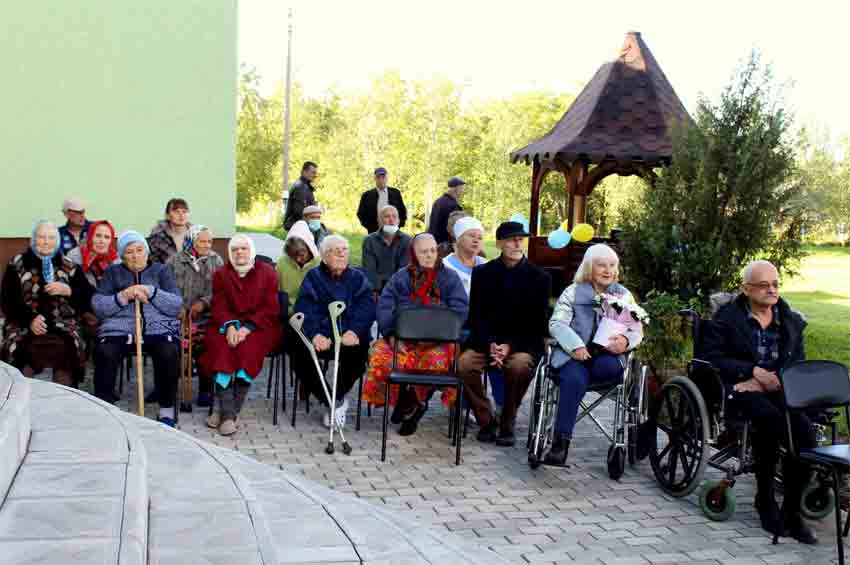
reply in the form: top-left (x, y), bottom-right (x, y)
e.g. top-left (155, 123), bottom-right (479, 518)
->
top-left (80, 220), bottom-right (118, 278)
top-left (187, 224), bottom-right (213, 271)
top-left (228, 233), bottom-right (256, 277)
top-left (30, 220), bottom-right (60, 284)
top-left (407, 233), bottom-right (441, 306)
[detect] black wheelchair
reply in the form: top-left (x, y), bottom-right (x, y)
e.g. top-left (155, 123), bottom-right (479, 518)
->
top-left (527, 341), bottom-right (650, 480)
top-left (646, 309), bottom-right (838, 521)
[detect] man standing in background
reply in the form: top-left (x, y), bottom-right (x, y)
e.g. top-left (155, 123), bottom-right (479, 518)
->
top-left (284, 161), bottom-right (318, 230)
top-left (427, 176), bottom-right (465, 244)
top-left (58, 196), bottom-right (92, 254)
top-left (357, 167), bottom-right (407, 234)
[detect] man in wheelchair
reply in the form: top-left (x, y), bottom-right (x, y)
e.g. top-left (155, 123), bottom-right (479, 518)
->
top-left (703, 260), bottom-right (817, 544)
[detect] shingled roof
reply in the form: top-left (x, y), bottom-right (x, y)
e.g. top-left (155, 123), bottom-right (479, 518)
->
top-left (511, 32), bottom-right (692, 166)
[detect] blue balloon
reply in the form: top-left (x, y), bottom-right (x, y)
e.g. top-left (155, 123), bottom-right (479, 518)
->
top-left (547, 228), bottom-right (572, 249)
top-left (509, 212), bottom-right (530, 234)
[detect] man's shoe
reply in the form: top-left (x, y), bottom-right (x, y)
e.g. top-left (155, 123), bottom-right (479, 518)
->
top-left (158, 417), bottom-right (176, 428)
top-left (145, 391), bottom-right (159, 404)
top-left (398, 402), bottom-right (426, 437)
top-left (544, 434), bottom-right (571, 466)
top-left (196, 393), bottom-right (213, 408)
top-left (495, 430), bottom-right (516, 447)
top-left (206, 412), bottom-right (221, 429)
top-left (786, 514), bottom-right (817, 545)
top-left (476, 420), bottom-right (498, 443)
top-left (219, 418), bottom-right (238, 436)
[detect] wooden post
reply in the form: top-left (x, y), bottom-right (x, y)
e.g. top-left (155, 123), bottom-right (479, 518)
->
top-left (528, 159), bottom-right (542, 236)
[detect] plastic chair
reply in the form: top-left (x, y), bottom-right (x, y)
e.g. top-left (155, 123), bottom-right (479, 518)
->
top-left (267, 291), bottom-right (289, 425)
top-left (381, 306), bottom-right (465, 465)
top-left (774, 360), bottom-right (850, 563)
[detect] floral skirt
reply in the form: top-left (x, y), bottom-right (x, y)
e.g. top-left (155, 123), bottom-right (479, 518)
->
top-left (362, 338), bottom-right (457, 407)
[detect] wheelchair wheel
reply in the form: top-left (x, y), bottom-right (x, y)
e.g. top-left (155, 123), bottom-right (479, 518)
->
top-left (607, 445), bottom-right (626, 480)
top-left (699, 480), bottom-right (736, 521)
top-left (649, 376), bottom-right (710, 497)
top-left (528, 363), bottom-right (558, 469)
top-left (800, 479), bottom-right (835, 520)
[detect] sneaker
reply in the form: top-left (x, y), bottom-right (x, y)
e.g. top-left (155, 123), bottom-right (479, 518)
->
top-left (785, 513), bottom-right (817, 545)
top-left (206, 412), bottom-right (221, 429)
top-left (323, 408), bottom-right (332, 429)
top-left (158, 417), bottom-right (176, 428)
top-left (334, 398), bottom-right (349, 428)
top-left (476, 420), bottom-right (498, 443)
top-left (196, 393), bottom-right (213, 408)
top-left (219, 418), bottom-right (238, 436)
top-left (495, 430), bottom-right (516, 447)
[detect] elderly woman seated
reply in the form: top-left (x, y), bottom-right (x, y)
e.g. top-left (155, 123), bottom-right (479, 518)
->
top-left (201, 235), bottom-right (280, 436)
top-left (292, 235), bottom-right (375, 429)
top-left (92, 231), bottom-right (183, 426)
top-left (66, 220), bottom-right (121, 338)
top-left (1, 220), bottom-right (92, 386)
top-left (544, 243), bottom-right (643, 465)
top-left (167, 225), bottom-right (224, 407)
top-left (363, 233), bottom-right (468, 436)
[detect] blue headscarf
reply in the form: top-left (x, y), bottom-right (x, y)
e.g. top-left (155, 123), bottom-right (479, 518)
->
top-left (30, 220), bottom-right (61, 284)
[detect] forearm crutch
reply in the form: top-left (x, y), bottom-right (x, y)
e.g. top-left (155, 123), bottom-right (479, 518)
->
top-left (180, 316), bottom-right (193, 413)
top-left (327, 301), bottom-right (349, 454)
top-left (288, 312), bottom-right (352, 455)
top-left (133, 292), bottom-right (145, 417)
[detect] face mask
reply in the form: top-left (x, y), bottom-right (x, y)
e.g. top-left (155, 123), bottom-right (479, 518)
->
top-left (307, 219), bottom-right (322, 231)
top-left (382, 224), bottom-right (399, 236)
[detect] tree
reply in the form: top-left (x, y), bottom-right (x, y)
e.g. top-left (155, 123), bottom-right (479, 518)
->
top-left (619, 52), bottom-right (806, 302)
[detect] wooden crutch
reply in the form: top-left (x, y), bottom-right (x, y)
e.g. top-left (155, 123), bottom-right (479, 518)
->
top-left (134, 297), bottom-right (145, 417)
top-left (180, 316), bottom-right (194, 412)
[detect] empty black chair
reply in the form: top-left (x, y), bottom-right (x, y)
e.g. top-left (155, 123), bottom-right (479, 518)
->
top-left (774, 360), bottom-right (850, 562)
top-left (381, 306), bottom-right (465, 465)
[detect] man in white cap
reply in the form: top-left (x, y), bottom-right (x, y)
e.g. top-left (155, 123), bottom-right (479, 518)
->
top-left (59, 196), bottom-right (92, 254)
top-left (302, 204), bottom-right (329, 246)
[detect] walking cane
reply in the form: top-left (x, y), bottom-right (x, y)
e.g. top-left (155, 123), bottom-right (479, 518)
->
top-left (133, 290), bottom-right (144, 417)
top-left (288, 312), bottom-right (352, 455)
top-left (180, 315), bottom-right (194, 413)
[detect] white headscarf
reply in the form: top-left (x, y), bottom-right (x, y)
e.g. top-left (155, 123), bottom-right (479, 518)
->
top-left (228, 234), bottom-right (256, 277)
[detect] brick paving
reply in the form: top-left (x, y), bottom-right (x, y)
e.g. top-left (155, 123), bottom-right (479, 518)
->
top-left (106, 360), bottom-right (847, 565)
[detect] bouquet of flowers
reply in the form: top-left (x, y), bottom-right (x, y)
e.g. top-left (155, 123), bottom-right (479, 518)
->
top-left (591, 292), bottom-right (649, 347)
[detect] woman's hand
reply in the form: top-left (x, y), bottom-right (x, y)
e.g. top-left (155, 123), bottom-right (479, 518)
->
top-left (190, 301), bottom-right (206, 319)
top-left (226, 325), bottom-right (240, 347)
top-left (570, 347), bottom-right (591, 361)
top-left (313, 335), bottom-right (331, 352)
top-left (236, 326), bottom-right (251, 343)
top-left (606, 335), bottom-right (628, 355)
top-left (30, 315), bottom-right (48, 336)
top-left (341, 330), bottom-right (359, 346)
top-left (45, 282), bottom-right (72, 297)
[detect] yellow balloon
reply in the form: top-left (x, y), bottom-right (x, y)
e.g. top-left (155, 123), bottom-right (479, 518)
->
top-left (560, 220), bottom-right (570, 231)
top-left (572, 223), bottom-right (594, 243)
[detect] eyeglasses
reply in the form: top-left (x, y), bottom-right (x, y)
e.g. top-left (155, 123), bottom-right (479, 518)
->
top-left (745, 281), bottom-right (780, 291)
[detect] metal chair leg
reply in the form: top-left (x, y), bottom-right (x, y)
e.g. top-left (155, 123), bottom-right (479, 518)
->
top-left (266, 355), bottom-right (274, 399)
top-left (835, 468), bottom-right (845, 565)
top-left (455, 384), bottom-right (464, 466)
top-left (381, 380), bottom-right (391, 462)
top-left (281, 354), bottom-right (287, 415)
top-left (272, 354), bottom-right (279, 426)
top-left (356, 376), bottom-right (363, 431)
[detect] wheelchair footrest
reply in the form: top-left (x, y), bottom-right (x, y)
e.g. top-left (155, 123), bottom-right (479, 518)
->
top-left (635, 421), bottom-right (654, 462)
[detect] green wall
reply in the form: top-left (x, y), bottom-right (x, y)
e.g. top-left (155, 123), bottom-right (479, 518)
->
top-left (0, 1), bottom-right (237, 237)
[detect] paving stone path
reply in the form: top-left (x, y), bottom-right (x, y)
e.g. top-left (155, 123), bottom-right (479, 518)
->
top-left (107, 360), bottom-right (847, 565)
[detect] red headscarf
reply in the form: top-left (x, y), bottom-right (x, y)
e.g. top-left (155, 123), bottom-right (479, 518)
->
top-left (407, 234), bottom-right (441, 305)
top-left (80, 220), bottom-right (118, 278)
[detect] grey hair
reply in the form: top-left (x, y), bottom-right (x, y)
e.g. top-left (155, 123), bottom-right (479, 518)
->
top-left (378, 204), bottom-right (398, 218)
top-left (742, 260), bottom-right (776, 283)
top-left (319, 234), bottom-right (349, 257)
top-left (574, 244), bottom-right (619, 284)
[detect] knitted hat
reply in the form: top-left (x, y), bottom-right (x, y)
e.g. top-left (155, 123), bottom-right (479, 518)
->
top-left (453, 216), bottom-right (483, 240)
top-left (302, 204), bottom-right (323, 216)
top-left (117, 230), bottom-right (149, 257)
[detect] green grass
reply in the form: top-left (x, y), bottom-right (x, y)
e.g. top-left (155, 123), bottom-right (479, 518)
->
top-left (236, 223), bottom-right (501, 268)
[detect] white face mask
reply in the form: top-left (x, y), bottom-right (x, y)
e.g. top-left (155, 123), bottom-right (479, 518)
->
top-left (382, 224), bottom-right (399, 236)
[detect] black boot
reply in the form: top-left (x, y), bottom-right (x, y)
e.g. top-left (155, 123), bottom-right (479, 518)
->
top-left (755, 462), bottom-right (783, 536)
top-left (544, 434), bottom-right (571, 466)
top-left (785, 512), bottom-right (817, 545)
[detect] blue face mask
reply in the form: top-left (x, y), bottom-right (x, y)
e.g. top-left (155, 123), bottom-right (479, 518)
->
top-left (307, 219), bottom-right (322, 231)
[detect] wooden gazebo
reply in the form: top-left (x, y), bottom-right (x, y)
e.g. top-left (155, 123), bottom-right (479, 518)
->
top-left (511, 31), bottom-right (692, 294)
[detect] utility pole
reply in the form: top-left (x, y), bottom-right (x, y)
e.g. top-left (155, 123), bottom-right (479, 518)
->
top-left (280, 8), bottom-right (294, 222)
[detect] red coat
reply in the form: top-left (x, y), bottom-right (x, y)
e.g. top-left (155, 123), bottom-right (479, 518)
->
top-left (201, 261), bottom-right (282, 378)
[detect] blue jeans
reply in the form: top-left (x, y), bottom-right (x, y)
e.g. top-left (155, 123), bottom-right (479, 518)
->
top-left (556, 353), bottom-right (623, 437)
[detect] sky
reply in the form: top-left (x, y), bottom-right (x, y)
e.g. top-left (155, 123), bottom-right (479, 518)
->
top-left (238, 0), bottom-right (850, 142)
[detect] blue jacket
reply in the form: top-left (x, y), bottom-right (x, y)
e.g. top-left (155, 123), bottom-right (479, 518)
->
top-left (294, 264), bottom-right (375, 343)
top-left (378, 267), bottom-right (468, 337)
top-left (92, 262), bottom-right (183, 339)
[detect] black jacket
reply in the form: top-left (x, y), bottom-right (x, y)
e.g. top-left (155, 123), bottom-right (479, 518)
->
top-left (702, 293), bottom-right (806, 385)
top-left (427, 193), bottom-right (462, 244)
top-left (357, 187), bottom-right (407, 234)
top-left (465, 256), bottom-right (551, 358)
top-left (283, 177), bottom-right (316, 230)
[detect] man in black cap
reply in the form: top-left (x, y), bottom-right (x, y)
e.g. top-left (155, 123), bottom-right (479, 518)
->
top-left (283, 161), bottom-right (318, 230)
top-left (357, 167), bottom-right (407, 234)
top-left (459, 221), bottom-right (551, 446)
top-left (427, 176), bottom-right (465, 244)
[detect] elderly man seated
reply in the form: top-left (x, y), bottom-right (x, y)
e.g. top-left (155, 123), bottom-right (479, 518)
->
top-left (703, 260), bottom-right (817, 544)
top-left (459, 221), bottom-right (551, 446)
top-left (293, 235), bottom-right (375, 429)
top-left (302, 204), bottom-right (330, 246)
top-left (92, 231), bottom-right (183, 426)
top-left (362, 205), bottom-right (412, 295)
